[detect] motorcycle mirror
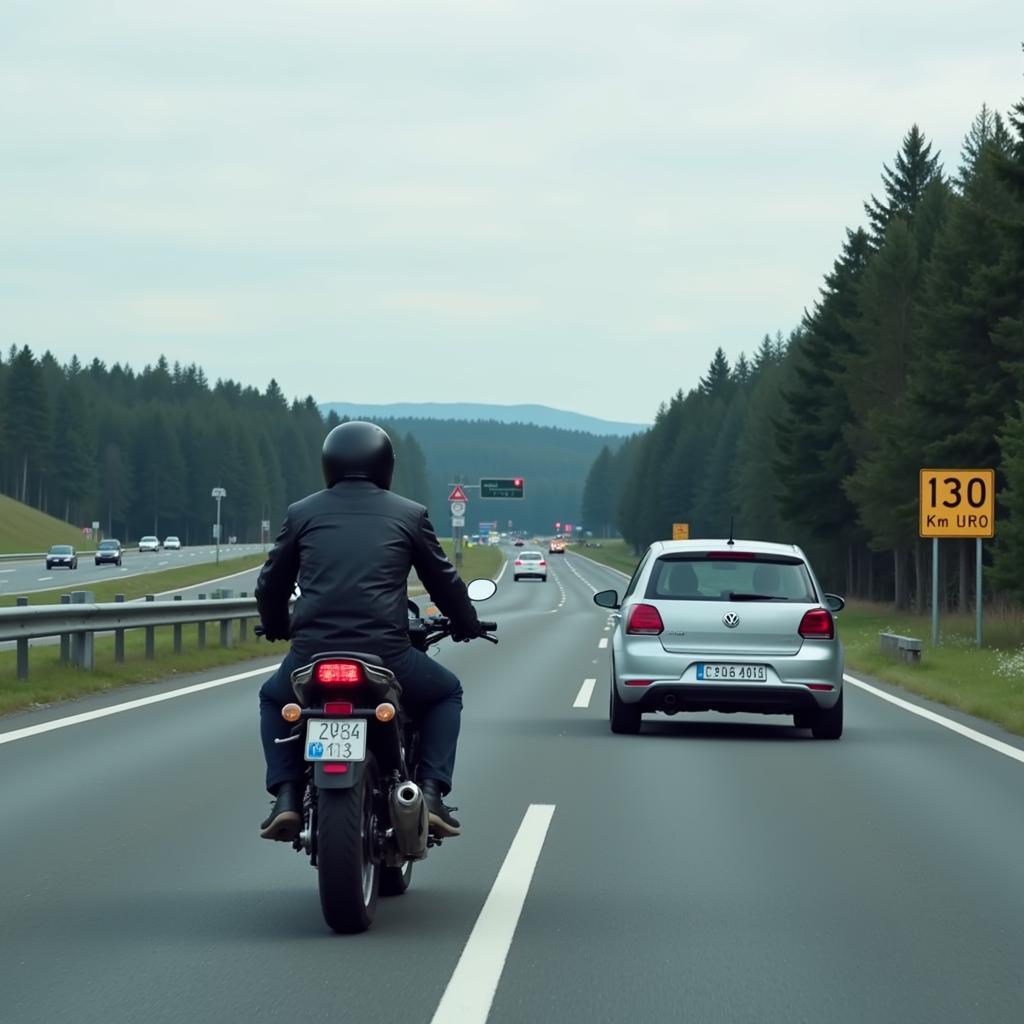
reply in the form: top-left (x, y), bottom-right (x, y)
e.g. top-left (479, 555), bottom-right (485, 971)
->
top-left (467, 578), bottom-right (498, 602)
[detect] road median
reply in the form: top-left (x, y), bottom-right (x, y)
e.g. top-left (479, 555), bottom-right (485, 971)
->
top-left (1, 553), bottom-right (267, 607)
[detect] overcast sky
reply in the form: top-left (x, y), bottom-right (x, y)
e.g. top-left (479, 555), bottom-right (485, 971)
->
top-left (2, 1), bottom-right (1021, 422)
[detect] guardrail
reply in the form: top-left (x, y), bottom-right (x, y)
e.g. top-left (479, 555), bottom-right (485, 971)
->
top-left (0, 590), bottom-right (259, 679)
top-left (879, 631), bottom-right (923, 663)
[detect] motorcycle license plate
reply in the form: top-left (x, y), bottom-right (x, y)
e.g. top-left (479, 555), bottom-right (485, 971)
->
top-left (304, 719), bottom-right (367, 762)
top-left (697, 663), bottom-right (767, 682)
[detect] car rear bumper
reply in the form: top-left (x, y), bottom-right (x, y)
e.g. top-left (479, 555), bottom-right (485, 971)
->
top-left (624, 681), bottom-right (837, 715)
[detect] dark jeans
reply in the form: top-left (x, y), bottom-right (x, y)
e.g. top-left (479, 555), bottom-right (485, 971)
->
top-left (259, 646), bottom-right (463, 795)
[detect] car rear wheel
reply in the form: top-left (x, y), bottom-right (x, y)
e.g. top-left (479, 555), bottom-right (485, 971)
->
top-left (811, 691), bottom-right (843, 740)
top-left (609, 676), bottom-right (641, 734)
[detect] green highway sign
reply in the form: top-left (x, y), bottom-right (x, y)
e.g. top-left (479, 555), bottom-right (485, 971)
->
top-left (480, 477), bottom-right (525, 499)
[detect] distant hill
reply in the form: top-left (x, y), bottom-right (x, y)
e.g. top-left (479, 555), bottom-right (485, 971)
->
top-left (331, 417), bottom-right (626, 533)
top-left (0, 493), bottom-right (88, 554)
top-left (319, 402), bottom-right (647, 437)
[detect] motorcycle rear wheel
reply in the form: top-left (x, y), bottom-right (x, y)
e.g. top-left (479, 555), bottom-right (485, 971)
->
top-left (317, 760), bottom-right (380, 934)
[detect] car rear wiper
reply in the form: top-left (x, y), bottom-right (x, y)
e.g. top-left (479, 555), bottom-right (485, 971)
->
top-left (726, 593), bottom-right (787, 601)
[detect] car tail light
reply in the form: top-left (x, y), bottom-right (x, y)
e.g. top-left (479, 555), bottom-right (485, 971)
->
top-left (515, 559), bottom-right (523, 566)
top-left (539, 560), bottom-right (547, 567)
top-left (626, 604), bottom-right (664, 635)
top-left (314, 660), bottom-right (364, 685)
top-left (625, 679), bottom-right (653, 687)
top-left (323, 763), bottom-right (349, 774)
top-left (807, 684), bottom-right (834, 691)
top-left (707, 551), bottom-right (756, 560)
top-left (323, 701), bottom-right (354, 715)
top-left (799, 609), bottom-right (835, 640)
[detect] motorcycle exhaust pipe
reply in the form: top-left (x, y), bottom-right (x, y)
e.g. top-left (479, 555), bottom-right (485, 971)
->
top-left (389, 781), bottom-right (429, 859)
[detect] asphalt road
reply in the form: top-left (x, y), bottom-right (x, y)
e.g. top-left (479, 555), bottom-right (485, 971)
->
top-left (1, 548), bottom-right (1023, 1023)
top-left (0, 543), bottom-right (264, 597)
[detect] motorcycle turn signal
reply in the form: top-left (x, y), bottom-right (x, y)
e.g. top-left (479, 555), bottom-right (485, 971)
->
top-left (281, 703), bottom-right (302, 723)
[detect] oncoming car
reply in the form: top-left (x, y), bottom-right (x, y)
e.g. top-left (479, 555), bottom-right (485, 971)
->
top-left (95, 539), bottom-right (123, 567)
top-left (46, 545), bottom-right (78, 570)
top-left (594, 540), bottom-right (845, 738)
top-left (513, 550), bottom-right (548, 582)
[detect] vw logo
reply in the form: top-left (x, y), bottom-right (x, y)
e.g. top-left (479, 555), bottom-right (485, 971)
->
top-left (723, 612), bottom-right (740, 628)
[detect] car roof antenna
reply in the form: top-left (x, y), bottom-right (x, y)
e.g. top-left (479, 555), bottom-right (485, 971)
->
top-left (727, 515), bottom-right (735, 547)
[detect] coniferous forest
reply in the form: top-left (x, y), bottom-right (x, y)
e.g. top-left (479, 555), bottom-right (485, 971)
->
top-left (0, 354), bottom-right (430, 544)
top-left (584, 96), bottom-right (1024, 608)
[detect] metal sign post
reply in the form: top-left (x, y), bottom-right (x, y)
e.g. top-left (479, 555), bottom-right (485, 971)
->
top-left (211, 487), bottom-right (227, 565)
top-left (919, 469), bottom-right (995, 648)
top-left (976, 537), bottom-right (983, 648)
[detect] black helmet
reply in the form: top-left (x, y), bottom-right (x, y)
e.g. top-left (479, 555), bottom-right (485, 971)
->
top-left (322, 421), bottom-right (395, 489)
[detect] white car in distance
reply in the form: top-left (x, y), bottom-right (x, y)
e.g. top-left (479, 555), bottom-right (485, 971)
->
top-left (513, 550), bottom-right (548, 582)
top-left (163, 536), bottom-right (182, 550)
top-left (139, 536), bottom-right (161, 553)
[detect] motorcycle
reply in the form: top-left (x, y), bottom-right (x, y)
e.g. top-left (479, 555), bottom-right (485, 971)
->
top-left (261, 578), bottom-right (498, 934)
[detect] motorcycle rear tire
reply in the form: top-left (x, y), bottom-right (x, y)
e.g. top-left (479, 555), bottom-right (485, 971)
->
top-left (317, 761), bottom-right (380, 934)
top-left (380, 860), bottom-right (413, 897)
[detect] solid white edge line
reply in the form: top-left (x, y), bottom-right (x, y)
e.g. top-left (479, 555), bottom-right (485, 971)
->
top-left (573, 679), bottom-right (597, 709)
top-left (568, 550), bottom-right (630, 580)
top-left (0, 665), bottom-right (275, 746)
top-left (844, 673), bottom-right (1024, 766)
top-left (493, 560), bottom-right (508, 585)
top-left (430, 804), bottom-right (556, 1024)
top-left (598, 638), bottom-right (609, 649)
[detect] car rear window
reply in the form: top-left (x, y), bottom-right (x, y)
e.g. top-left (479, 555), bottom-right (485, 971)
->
top-left (520, 552), bottom-right (543, 561)
top-left (100, 541), bottom-right (119, 550)
top-left (646, 555), bottom-right (817, 603)
top-left (51, 545), bottom-right (72, 554)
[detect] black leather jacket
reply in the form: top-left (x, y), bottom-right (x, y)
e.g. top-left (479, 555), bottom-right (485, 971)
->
top-left (255, 480), bottom-right (481, 661)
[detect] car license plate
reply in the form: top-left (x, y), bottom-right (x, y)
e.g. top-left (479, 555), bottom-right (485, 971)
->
top-left (304, 719), bottom-right (367, 762)
top-left (697, 663), bottom-right (767, 682)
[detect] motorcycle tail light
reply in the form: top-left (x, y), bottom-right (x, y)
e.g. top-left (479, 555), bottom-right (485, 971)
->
top-left (315, 660), bottom-right (364, 685)
top-left (324, 701), bottom-right (354, 715)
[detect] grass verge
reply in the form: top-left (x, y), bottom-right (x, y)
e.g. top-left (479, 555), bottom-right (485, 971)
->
top-left (0, 493), bottom-right (85, 554)
top-left (440, 542), bottom-right (504, 583)
top-left (839, 602), bottom-right (1024, 736)
top-left (2, 554), bottom-right (266, 607)
top-left (567, 540), bottom-right (638, 576)
top-left (0, 624), bottom-right (273, 715)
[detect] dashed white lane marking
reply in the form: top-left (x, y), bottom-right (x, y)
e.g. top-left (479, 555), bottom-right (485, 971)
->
top-left (544, 567), bottom-right (567, 614)
top-left (561, 555), bottom-right (599, 595)
top-left (603, 626), bottom-right (611, 632)
top-left (431, 804), bottom-right (556, 1024)
top-left (844, 674), bottom-right (1024, 766)
top-left (573, 679), bottom-right (597, 708)
top-left (36, 576), bottom-right (53, 581)
top-left (0, 569), bottom-right (15, 573)
top-left (0, 665), bottom-right (275, 746)
top-left (598, 638), bottom-right (609, 649)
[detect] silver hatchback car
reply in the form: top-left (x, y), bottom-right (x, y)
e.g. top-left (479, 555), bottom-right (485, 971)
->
top-left (594, 540), bottom-right (845, 739)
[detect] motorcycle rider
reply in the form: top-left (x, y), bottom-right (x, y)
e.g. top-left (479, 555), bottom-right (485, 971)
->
top-left (255, 421), bottom-right (483, 842)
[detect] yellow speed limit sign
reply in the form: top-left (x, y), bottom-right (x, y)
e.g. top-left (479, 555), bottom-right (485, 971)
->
top-left (919, 469), bottom-right (995, 538)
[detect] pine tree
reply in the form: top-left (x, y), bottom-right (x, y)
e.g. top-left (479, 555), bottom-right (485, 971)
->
top-left (699, 348), bottom-right (732, 397)
top-left (991, 403), bottom-right (1024, 599)
top-left (865, 124), bottom-right (944, 244)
